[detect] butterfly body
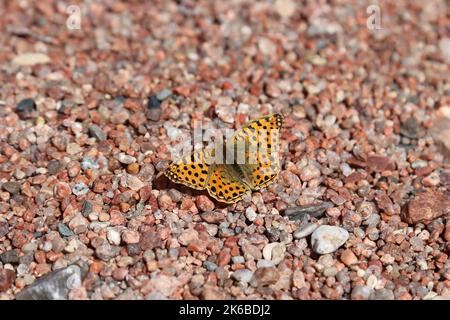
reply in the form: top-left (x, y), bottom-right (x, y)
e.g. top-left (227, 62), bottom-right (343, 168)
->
top-left (164, 114), bottom-right (283, 203)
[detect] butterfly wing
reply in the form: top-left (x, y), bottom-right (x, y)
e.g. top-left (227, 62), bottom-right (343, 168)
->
top-left (230, 114), bottom-right (283, 190)
top-left (206, 164), bottom-right (251, 204)
top-left (164, 148), bottom-right (213, 190)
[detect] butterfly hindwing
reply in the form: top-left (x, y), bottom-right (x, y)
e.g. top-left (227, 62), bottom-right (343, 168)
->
top-left (206, 164), bottom-right (251, 204)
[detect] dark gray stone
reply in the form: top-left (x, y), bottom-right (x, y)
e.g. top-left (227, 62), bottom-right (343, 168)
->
top-left (2, 181), bottom-right (21, 194)
top-left (88, 124), bottom-right (107, 141)
top-left (58, 223), bottom-right (74, 237)
top-left (0, 250), bottom-right (20, 264)
top-left (16, 264), bottom-right (86, 300)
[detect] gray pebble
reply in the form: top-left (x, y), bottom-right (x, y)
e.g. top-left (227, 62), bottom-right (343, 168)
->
top-left (58, 223), bottom-right (74, 237)
top-left (294, 223), bottom-right (319, 239)
top-left (47, 160), bottom-right (63, 175)
top-left (203, 261), bottom-right (218, 271)
top-left (231, 269), bottom-right (253, 283)
top-left (0, 250), bottom-right (20, 264)
top-left (88, 124), bottom-right (107, 141)
top-left (351, 285), bottom-right (373, 300)
top-left (370, 288), bottom-right (395, 300)
top-left (156, 88), bottom-right (172, 101)
top-left (2, 181), bottom-right (21, 194)
top-left (231, 256), bottom-right (245, 264)
top-left (81, 200), bottom-right (93, 217)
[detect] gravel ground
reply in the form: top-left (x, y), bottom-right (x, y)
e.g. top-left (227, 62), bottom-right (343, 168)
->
top-left (0, 0), bottom-right (449, 300)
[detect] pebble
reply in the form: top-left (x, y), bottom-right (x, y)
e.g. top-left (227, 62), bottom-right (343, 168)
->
top-left (283, 202), bottom-right (333, 220)
top-left (294, 223), bottom-right (319, 239)
top-left (257, 260), bottom-right (275, 268)
top-left (196, 195), bottom-right (215, 212)
top-left (258, 37), bottom-right (277, 56)
top-left (340, 249), bottom-right (358, 266)
top-left (88, 124), bottom-right (107, 141)
top-left (110, 109), bottom-right (129, 124)
top-left (147, 95), bottom-right (161, 109)
top-left (72, 183), bottom-right (90, 196)
top-left (156, 88), bottom-right (172, 101)
top-left (2, 181), bottom-right (21, 194)
top-left (351, 285), bottom-right (373, 300)
top-left (107, 228), bottom-right (121, 245)
top-left (178, 229), bottom-right (199, 246)
top-left (250, 267), bottom-right (280, 287)
top-left (203, 261), bottom-right (218, 271)
top-left (66, 143), bottom-right (82, 155)
top-left (370, 289), bottom-right (395, 300)
top-left (115, 153), bottom-right (136, 164)
top-left (311, 225), bottom-right (349, 254)
top-left (0, 221), bottom-right (9, 238)
top-left (245, 207), bottom-right (257, 222)
top-left (16, 265), bottom-right (82, 299)
top-left (122, 230), bottom-right (140, 244)
top-left (58, 223), bottom-right (75, 237)
top-left (126, 163), bottom-right (140, 174)
top-left (12, 52), bottom-right (50, 66)
top-left (262, 243), bottom-right (286, 265)
top-left (444, 223), bottom-right (450, 242)
top-left (0, 250), bottom-right (19, 264)
top-left (402, 190), bottom-right (449, 224)
top-left (231, 256), bottom-right (245, 264)
top-left (81, 201), bottom-right (93, 217)
top-left (47, 160), bottom-right (63, 175)
top-left (231, 269), bottom-right (253, 283)
top-left (0, 268), bottom-right (16, 292)
top-left (120, 174), bottom-right (145, 191)
top-left (15, 98), bottom-right (36, 118)
top-left (201, 286), bottom-right (225, 300)
top-left (95, 243), bottom-right (121, 261)
top-left (300, 163), bottom-right (321, 181)
top-left (439, 37), bottom-right (450, 64)
top-left (54, 182), bottom-right (71, 199)
top-left (81, 157), bottom-right (99, 170)
top-left (275, 0), bottom-right (296, 18)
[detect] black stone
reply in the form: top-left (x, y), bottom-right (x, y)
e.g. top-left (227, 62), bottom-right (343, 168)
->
top-left (16, 98), bottom-right (36, 116)
top-left (283, 202), bottom-right (333, 221)
top-left (147, 95), bottom-right (161, 109)
top-left (400, 116), bottom-right (420, 139)
top-left (81, 200), bottom-right (93, 217)
top-left (58, 223), bottom-right (74, 237)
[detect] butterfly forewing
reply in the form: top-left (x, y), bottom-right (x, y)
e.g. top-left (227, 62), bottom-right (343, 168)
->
top-left (230, 114), bottom-right (283, 190)
top-left (164, 148), bottom-right (213, 190)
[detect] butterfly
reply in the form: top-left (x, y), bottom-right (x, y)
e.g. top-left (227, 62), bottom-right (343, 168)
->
top-left (164, 114), bottom-right (283, 204)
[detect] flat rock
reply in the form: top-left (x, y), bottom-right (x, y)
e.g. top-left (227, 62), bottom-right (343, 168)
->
top-left (16, 265), bottom-right (85, 300)
top-left (401, 190), bottom-right (450, 224)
